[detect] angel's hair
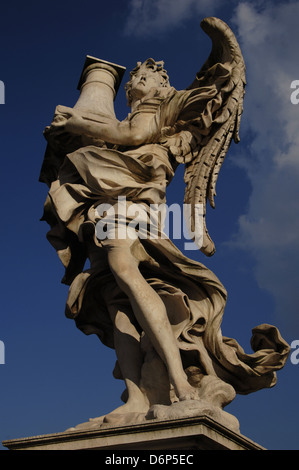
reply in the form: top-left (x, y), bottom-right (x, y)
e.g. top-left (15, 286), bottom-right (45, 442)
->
top-left (125, 58), bottom-right (170, 106)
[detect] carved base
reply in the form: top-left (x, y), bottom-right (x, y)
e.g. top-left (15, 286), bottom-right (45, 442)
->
top-left (2, 416), bottom-right (264, 451)
top-left (146, 400), bottom-right (239, 433)
top-left (65, 401), bottom-right (239, 436)
top-left (63, 374), bottom-right (238, 435)
top-left (64, 375), bottom-right (239, 434)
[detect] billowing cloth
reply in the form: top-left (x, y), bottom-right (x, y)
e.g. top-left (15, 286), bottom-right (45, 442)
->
top-left (41, 86), bottom-right (290, 395)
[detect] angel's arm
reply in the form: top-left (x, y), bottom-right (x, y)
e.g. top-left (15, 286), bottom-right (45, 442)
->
top-left (45, 109), bottom-right (159, 147)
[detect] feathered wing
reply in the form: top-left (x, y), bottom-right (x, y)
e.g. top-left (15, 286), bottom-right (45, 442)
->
top-left (167, 17), bottom-right (246, 256)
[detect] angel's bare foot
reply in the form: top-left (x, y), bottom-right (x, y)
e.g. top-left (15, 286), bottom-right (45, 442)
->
top-left (175, 383), bottom-right (199, 402)
top-left (103, 396), bottom-right (149, 423)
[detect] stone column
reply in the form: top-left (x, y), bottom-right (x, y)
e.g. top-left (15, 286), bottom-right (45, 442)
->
top-left (74, 56), bottom-right (126, 118)
top-left (40, 56), bottom-right (126, 186)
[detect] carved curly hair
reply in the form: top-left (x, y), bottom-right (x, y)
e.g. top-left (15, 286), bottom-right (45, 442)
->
top-left (125, 58), bottom-right (170, 106)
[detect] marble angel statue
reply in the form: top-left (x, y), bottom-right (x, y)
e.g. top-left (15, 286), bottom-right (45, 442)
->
top-left (40, 17), bottom-right (289, 430)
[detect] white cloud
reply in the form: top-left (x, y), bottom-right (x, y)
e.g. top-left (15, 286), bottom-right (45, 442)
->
top-left (231, 1), bottom-right (299, 332)
top-left (124, 0), bottom-right (221, 36)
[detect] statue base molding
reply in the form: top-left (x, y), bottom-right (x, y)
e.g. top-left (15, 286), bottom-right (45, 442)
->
top-left (2, 415), bottom-right (265, 451)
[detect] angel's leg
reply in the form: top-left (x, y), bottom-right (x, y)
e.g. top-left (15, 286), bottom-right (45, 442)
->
top-left (104, 301), bottom-right (149, 417)
top-left (106, 240), bottom-right (197, 401)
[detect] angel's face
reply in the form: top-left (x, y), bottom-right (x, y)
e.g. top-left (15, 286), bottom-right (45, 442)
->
top-left (129, 68), bottom-right (164, 101)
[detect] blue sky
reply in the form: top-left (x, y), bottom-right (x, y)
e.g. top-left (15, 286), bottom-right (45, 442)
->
top-left (0, 0), bottom-right (299, 450)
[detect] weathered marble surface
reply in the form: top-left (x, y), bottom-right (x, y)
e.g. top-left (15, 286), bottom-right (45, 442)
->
top-left (40, 17), bottom-right (290, 431)
top-left (3, 415), bottom-right (265, 450)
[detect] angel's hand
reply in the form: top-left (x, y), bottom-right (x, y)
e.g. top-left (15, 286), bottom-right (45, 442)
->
top-left (44, 110), bottom-right (85, 137)
top-left (160, 128), bottom-right (196, 163)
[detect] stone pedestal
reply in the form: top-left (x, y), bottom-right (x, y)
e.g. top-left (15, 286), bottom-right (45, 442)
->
top-left (2, 416), bottom-right (264, 451)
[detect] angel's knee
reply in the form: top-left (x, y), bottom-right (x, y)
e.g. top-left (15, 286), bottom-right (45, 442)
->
top-left (108, 247), bottom-right (139, 284)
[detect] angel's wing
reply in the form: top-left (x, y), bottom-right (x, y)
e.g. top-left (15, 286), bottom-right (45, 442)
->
top-left (166, 17), bottom-right (246, 256)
